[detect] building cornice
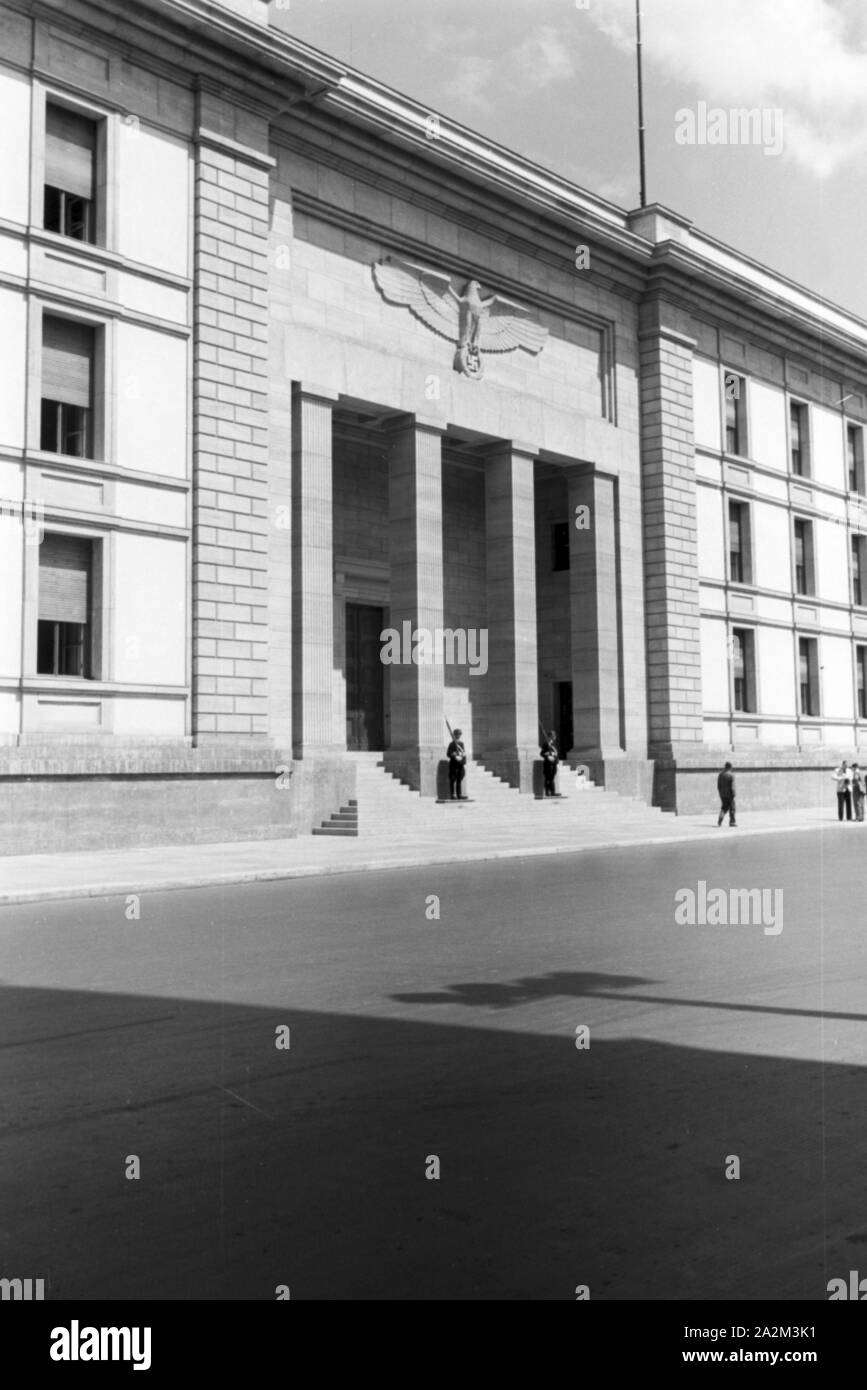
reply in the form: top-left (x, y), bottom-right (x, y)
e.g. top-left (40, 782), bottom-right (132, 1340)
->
top-left (11, 0), bottom-right (867, 368)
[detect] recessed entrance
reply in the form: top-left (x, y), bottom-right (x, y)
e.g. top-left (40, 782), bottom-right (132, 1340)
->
top-left (346, 602), bottom-right (385, 750)
top-left (555, 680), bottom-right (573, 758)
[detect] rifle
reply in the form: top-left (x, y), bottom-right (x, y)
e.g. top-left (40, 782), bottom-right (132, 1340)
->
top-left (539, 721), bottom-right (558, 763)
top-left (445, 717), bottom-right (465, 763)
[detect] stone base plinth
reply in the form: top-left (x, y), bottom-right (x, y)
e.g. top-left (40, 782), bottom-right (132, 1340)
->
top-left (0, 745), bottom-right (356, 855)
top-left (566, 755), bottom-right (655, 805)
top-left (652, 748), bottom-right (857, 814)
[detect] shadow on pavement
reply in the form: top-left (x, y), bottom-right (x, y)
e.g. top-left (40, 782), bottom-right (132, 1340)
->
top-left (1, 978), bottom-right (863, 1300)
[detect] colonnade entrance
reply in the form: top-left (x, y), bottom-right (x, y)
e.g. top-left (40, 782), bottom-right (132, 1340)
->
top-left (288, 385), bottom-right (626, 793)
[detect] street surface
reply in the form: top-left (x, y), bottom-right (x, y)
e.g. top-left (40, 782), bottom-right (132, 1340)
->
top-left (1, 826), bottom-right (865, 1300)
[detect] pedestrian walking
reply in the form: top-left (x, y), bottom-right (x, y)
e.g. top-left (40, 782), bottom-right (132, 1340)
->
top-left (717, 761), bottom-right (736, 827)
top-left (540, 729), bottom-right (559, 797)
top-left (446, 728), bottom-right (467, 800)
top-left (832, 760), bottom-right (853, 821)
top-left (852, 763), bottom-right (865, 822)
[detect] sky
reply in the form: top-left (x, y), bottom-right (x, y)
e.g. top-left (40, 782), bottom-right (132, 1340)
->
top-left (272, 0), bottom-right (867, 320)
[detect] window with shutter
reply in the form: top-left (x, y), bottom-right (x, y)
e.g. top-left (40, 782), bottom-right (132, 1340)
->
top-left (44, 104), bottom-right (97, 243)
top-left (37, 534), bottom-right (93, 678)
top-left (40, 317), bottom-right (95, 458)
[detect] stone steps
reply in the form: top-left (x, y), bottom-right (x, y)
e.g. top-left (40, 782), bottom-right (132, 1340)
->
top-left (312, 802), bottom-right (360, 837)
top-left (343, 752), bottom-right (664, 841)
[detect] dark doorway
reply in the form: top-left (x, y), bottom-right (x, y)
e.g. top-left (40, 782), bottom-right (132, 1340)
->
top-left (555, 680), bottom-right (573, 758)
top-left (346, 603), bottom-right (385, 750)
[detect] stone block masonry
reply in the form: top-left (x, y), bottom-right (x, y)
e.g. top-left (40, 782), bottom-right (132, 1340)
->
top-left (193, 130), bottom-right (272, 740)
top-left (639, 304), bottom-right (704, 757)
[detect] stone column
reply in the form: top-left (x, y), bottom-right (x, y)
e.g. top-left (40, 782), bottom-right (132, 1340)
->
top-left (568, 468), bottom-right (623, 759)
top-left (384, 418), bottom-right (445, 796)
top-left (639, 300), bottom-right (703, 756)
top-left (481, 442), bottom-right (539, 792)
top-left (291, 383), bottom-right (339, 756)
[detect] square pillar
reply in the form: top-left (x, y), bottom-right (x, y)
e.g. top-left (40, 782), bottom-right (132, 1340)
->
top-left (384, 418), bottom-right (445, 796)
top-left (639, 303), bottom-right (703, 756)
top-left (192, 117), bottom-right (273, 742)
top-left (291, 383), bottom-right (339, 756)
top-left (481, 443), bottom-right (539, 792)
top-left (568, 469), bottom-right (624, 759)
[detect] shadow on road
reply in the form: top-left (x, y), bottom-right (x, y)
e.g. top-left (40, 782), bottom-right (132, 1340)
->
top-left (391, 970), bottom-right (867, 1023)
top-left (2, 977), bottom-right (864, 1300)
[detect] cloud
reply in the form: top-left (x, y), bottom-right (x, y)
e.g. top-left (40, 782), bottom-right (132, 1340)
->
top-left (440, 53), bottom-right (498, 113)
top-left (587, 0), bottom-right (867, 177)
top-left (440, 25), bottom-right (578, 115)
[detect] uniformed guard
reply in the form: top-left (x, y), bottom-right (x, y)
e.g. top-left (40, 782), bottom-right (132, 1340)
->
top-left (447, 728), bottom-right (468, 800)
top-left (540, 729), bottom-right (559, 797)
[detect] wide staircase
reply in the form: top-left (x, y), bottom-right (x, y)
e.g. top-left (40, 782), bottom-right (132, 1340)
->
top-left (332, 750), bottom-right (667, 848)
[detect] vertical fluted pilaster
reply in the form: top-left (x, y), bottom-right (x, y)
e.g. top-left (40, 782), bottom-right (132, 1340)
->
top-left (291, 384), bottom-right (338, 754)
top-left (568, 469), bottom-right (623, 758)
top-left (384, 418), bottom-right (445, 795)
top-left (482, 443), bottom-right (539, 792)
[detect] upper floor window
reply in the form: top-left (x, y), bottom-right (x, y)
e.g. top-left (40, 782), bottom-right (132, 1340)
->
top-left (794, 517), bottom-right (815, 597)
top-left (852, 535), bottom-right (867, 607)
top-left (44, 104), bottom-right (97, 244)
top-left (731, 627), bottom-right (756, 713)
top-left (858, 646), bottom-right (867, 720)
top-left (798, 636), bottom-right (819, 717)
top-left (40, 316), bottom-right (95, 459)
top-left (790, 401), bottom-right (809, 477)
top-left (848, 424), bottom-right (864, 494)
top-left (724, 373), bottom-right (746, 456)
top-left (728, 499), bottom-right (752, 585)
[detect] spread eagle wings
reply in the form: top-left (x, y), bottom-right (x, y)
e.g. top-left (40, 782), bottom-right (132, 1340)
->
top-left (372, 257), bottom-right (459, 343)
top-left (372, 257), bottom-right (548, 356)
top-left (479, 294), bottom-right (549, 356)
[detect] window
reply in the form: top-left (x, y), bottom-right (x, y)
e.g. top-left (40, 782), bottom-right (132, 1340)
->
top-left (848, 424), bottom-right (864, 494)
top-left (852, 535), bottom-right (867, 607)
top-left (552, 521), bottom-right (570, 572)
top-left (43, 104), bottom-right (97, 243)
top-left (724, 373), bottom-right (746, 455)
top-left (793, 518), bottom-right (815, 596)
top-left (858, 646), bottom-right (867, 720)
top-left (40, 316), bottom-right (95, 458)
top-left (728, 500), bottom-right (752, 585)
top-left (731, 627), bottom-right (756, 713)
top-left (37, 534), bottom-right (94, 678)
top-left (798, 637), bottom-right (819, 716)
top-left (790, 401), bottom-right (809, 477)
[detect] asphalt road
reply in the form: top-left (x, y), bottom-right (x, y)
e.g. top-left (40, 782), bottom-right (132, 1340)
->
top-left (1, 825), bottom-right (865, 1301)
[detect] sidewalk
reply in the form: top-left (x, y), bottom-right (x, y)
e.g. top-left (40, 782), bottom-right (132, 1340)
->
top-left (0, 805), bottom-right (852, 905)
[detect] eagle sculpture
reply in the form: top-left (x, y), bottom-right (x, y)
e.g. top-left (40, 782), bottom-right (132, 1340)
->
top-left (372, 256), bottom-right (548, 379)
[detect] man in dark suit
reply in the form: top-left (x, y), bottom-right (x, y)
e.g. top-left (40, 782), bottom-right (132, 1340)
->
top-left (447, 729), bottom-right (467, 800)
top-left (717, 761), bottom-right (736, 827)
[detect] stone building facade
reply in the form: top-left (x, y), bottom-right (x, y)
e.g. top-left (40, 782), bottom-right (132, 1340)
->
top-left (0, 0), bottom-right (866, 852)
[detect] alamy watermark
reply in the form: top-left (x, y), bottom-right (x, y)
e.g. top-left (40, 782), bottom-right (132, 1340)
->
top-left (675, 101), bottom-right (784, 157)
top-left (50, 1321), bottom-right (151, 1371)
top-left (674, 880), bottom-right (783, 936)
top-left (1, 1276), bottom-right (45, 1299)
top-left (380, 623), bottom-right (488, 677)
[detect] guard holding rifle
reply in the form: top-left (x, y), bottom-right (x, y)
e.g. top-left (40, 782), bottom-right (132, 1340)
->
top-left (446, 726), bottom-right (468, 800)
top-left (540, 728), bottom-right (559, 797)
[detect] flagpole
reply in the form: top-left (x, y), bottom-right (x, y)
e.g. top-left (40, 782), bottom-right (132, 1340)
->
top-left (635, 0), bottom-right (647, 208)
